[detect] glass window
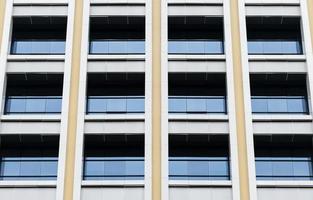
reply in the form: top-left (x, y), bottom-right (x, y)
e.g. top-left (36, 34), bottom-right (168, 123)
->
top-left (89, 17), bottom-right (145, 54)
top-left (250, 74), bottom-right (309, 114)
top-left (254, 135), bottom-right (313, 180)
top-left (168, 73), bottom-right (227, 114)
top-left (4, 74), bottom-right (63, 114)
top-left (83, 135), bottom-right (144, 180)
top-left (86, 73), bottom-right (145, 114)
top-left (0, 135), bottom-right (59, 180)
top-left (247, 17), bottom-right (303, 55)
top-left (169, 135), bottom-right (230, 180)
top-left (11, 17), bottom-right (67, 55)
top-left (168, 17), bottom-right (224, 54)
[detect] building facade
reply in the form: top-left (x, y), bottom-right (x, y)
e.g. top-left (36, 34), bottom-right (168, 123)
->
top-left (0, 0), bottom-right (313, 200)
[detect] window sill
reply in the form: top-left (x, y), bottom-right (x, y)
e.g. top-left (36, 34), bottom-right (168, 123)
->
top-left (85, 114), bottom-right (145, 121)
top-left (82, 180), bottom-right (144, 187)
top-left (7, 54), bottom-right (65, 61)
top-left (248, 54), bottom-right (306, 61)
top-left (169, 114), bottom-right (228, 121)
top-left (252, 114), bottom-right (312, 121)
top-left (1, 114), bottom-right (61, 121)
top-left (168, 54), bottom-right (226, 61)
top-left (88, 54), bottom-right (145, 61)
top-left (0, 180), bottom-right (56, 187)
top-left (257, 180), bottom-right (313, 188)
top-left (169, 180), bottom-right (232, 187)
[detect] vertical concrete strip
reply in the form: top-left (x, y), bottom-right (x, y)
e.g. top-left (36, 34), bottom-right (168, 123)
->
top-left (0, 0), bottom-right (6, 51)
top-left (229, 1), bottom-right (251, 200)
top-left (63, 0), bottom-right (83, 199)
top-left (152, 0), bottom-right (162, 200)
top-left (308, 0), bottom-right (313, 49)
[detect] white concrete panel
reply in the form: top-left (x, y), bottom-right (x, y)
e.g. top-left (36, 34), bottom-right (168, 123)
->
top-left (81, 187), bottom-right (144, 200)
top-left (169, 187), bottom-right (232, 200)
top-left (13, 5), bottom-right (68, 16)
top-left (253, 121), bottom-right (313, 134)
top-left (7, 61), bottom-right (64, 73)
top-left (84, 121), bottom-right (145, 134)
top-left (90, 5), bottom-right (145, 16)
top-left (0, 188), bottom-right (56, 200)
top-left (168, 5), bottom-right (223, 16)
top-left (0, 121), bottom-right (61, 134)
top-left (258, 188), bottom-right (313, 200)
top-left (246, 6), bottom-right (300, 16)
top-left (88, 61), bottom-right (145, 72)
top-left (169, 121), bottom-right (229, 134)
top-left (249, 61), bottom-right (307, 73)
top-left (168, 61), bottom-right (226, 73)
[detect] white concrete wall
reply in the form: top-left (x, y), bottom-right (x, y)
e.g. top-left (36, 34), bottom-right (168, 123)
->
top-left (258, 188), bottom-right (313, 200)
top-left (169, 187), bottom-right (232, 200)
top-left (0, 188), bottom-right (56, 200)
top-left (81, 187), bottom-right (144, 200)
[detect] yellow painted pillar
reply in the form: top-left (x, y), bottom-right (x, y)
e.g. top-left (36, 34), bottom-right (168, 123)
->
top-left (62, 0), bottom-right (83, 199)
top-left (152, 0), bottom-right (162, 200)
top-left (0, 0), bottom-right (6, 51)
top-left (229, 1), bottom-right (251, 200)
top-left (308, 0), bottom-right (313, 49)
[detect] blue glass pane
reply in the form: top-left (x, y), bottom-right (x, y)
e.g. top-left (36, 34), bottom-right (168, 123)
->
top-left (168, 41), bottom-right (188, 54)
top-left (41, 161), bottom-right (58, 177)
top-left (127, 41), bottom-right (145, 54)
top-left (106, 99), bottom-right (127, 113)
top-left (1, 160), bottom-right (20, 177)
top-left (25, 98), bottom-right (46, 113)
top-left (90, 41), bottom-right (109, 54)
top-left (50, 41), bottom-right (66, 54)
top-left (209, 160), bottom-right (229, 177)
top-left (20, 160), bottom-right (41, 177)
top-left (6, 98), bottom-right (26, 113)
top-left (104, 161), bottom-right (126, 178)
top-left (187, 41), bottom-right (205, 54)
top-left (126, 98), bottom-right (144, 113)
top-left (263, 41), bottom-right (283, 54)
top-left (204, 41), bottom-right (224, 54)
top-left (248, 41), bottom-right (263, 54)
top-left (293, 161), bottom-right (312, 177)
top-left (12, 41), bottom-right (32, 54)
top-left (108, 41), bottom-right (127, 54)
top-left (169, 160), bottom-right (188, 177)
top-left (186, 99), bottom-right (206, 112)
top-left (168, 98), bottom-right (186, 113)
top-left (188, 161), bottom-right (209, 176)
top-left (287, 98), bottom-right (307, 113)
top-left (282, 41), bottom-right (301, 54)
top-left (251, 99), bottom-right (267, 113)
top-left (125, 160), bottom-right (144, 176)
top-left (46, 98), bottom-right (62, 113)
top-left (272, 161), bottom-right (293, 177)
top-left (206, 98), bottom-right (225, 113)
top-left (268, 99), bottom-right (288, 113)
top-left (31, 41), bottom-right (51, 54)
top-left (84, 160), bottom-right (104, 178)
top-left (255, 161), bottom-right (273, 177)
top-left (87, 98), bottom-right (107, 113)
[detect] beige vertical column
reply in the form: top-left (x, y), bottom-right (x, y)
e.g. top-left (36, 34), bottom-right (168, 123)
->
top-left (62, 0), bottom-right (83, 199)
top-left (0, 0), bottom-right (6, 51)
top-left (308, 0), bottom-right (313, 48)
top-left (229, 1), bottom-right (251, 200)
top-left (152, 0), bottom-right (162, 200)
